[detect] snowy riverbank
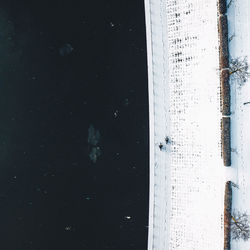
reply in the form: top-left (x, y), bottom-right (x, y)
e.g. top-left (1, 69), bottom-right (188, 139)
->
top-left (145, 0), bottom-right (225, 249)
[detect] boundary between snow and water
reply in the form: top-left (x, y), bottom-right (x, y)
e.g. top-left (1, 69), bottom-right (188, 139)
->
top-left (145, 0), bottom-right (225, 249)
top-left (144, 0), bottom-right (155, 248)
top-left (144, 0), bottom-right (170, 249)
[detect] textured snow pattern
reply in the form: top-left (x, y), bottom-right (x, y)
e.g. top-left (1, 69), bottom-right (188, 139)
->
top-left (145, 0), bottom-right (225, 249)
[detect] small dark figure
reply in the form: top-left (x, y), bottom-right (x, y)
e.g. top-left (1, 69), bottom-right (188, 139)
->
top-left (165, 136), bottom-right (170, 144)
top-left (159, 143), bottom-right (163, 150)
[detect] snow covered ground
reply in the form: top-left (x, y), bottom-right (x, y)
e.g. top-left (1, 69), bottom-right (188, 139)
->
top-left (227, 0), bottom-right (250, 249)
top-left (145, 0), bottom-right (226, 249)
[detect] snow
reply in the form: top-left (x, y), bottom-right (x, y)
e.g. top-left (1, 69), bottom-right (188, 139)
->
top-left (227, 0), bottom-right (250, 248)
top-left (145, 0), bottom-right (226, 249)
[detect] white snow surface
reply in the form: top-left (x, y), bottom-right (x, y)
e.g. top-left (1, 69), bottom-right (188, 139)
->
top-left (145, 0), bottom-right (226, 249)
top-left (228, 0), bottom-right (250, 249)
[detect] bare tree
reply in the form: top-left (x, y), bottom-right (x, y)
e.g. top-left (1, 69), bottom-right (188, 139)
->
top-left (227, 0), bottom-right (234, 9)
top-left (231, 210), bottom-right (250, 241)
top-left (231, 181), bottom-right (239, 189)
top-left (165, 136), bottom-right (171, 144)
top-left (229, 33), bottom-right (235, 43)
top-left (229, 57), bottom-right (250, 85)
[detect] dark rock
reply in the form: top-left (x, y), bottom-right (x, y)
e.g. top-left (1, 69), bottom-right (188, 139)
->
top-left (220, 69), bottom-right (230, 115)
top-left (218, 0), bottom-right (227, 15)
top-left (224, 181), bottom-right (232, 250)
top-left (221, 117), bottom-right (231, 166)
top-left (219, 15), bottom-right (229, 69)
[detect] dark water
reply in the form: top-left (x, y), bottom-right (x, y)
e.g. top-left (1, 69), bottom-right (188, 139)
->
top-left (0, 0), bottom-right (149, 249)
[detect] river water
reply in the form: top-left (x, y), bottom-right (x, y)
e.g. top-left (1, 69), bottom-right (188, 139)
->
top-left (0, 1), bottom-right (148, 249)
